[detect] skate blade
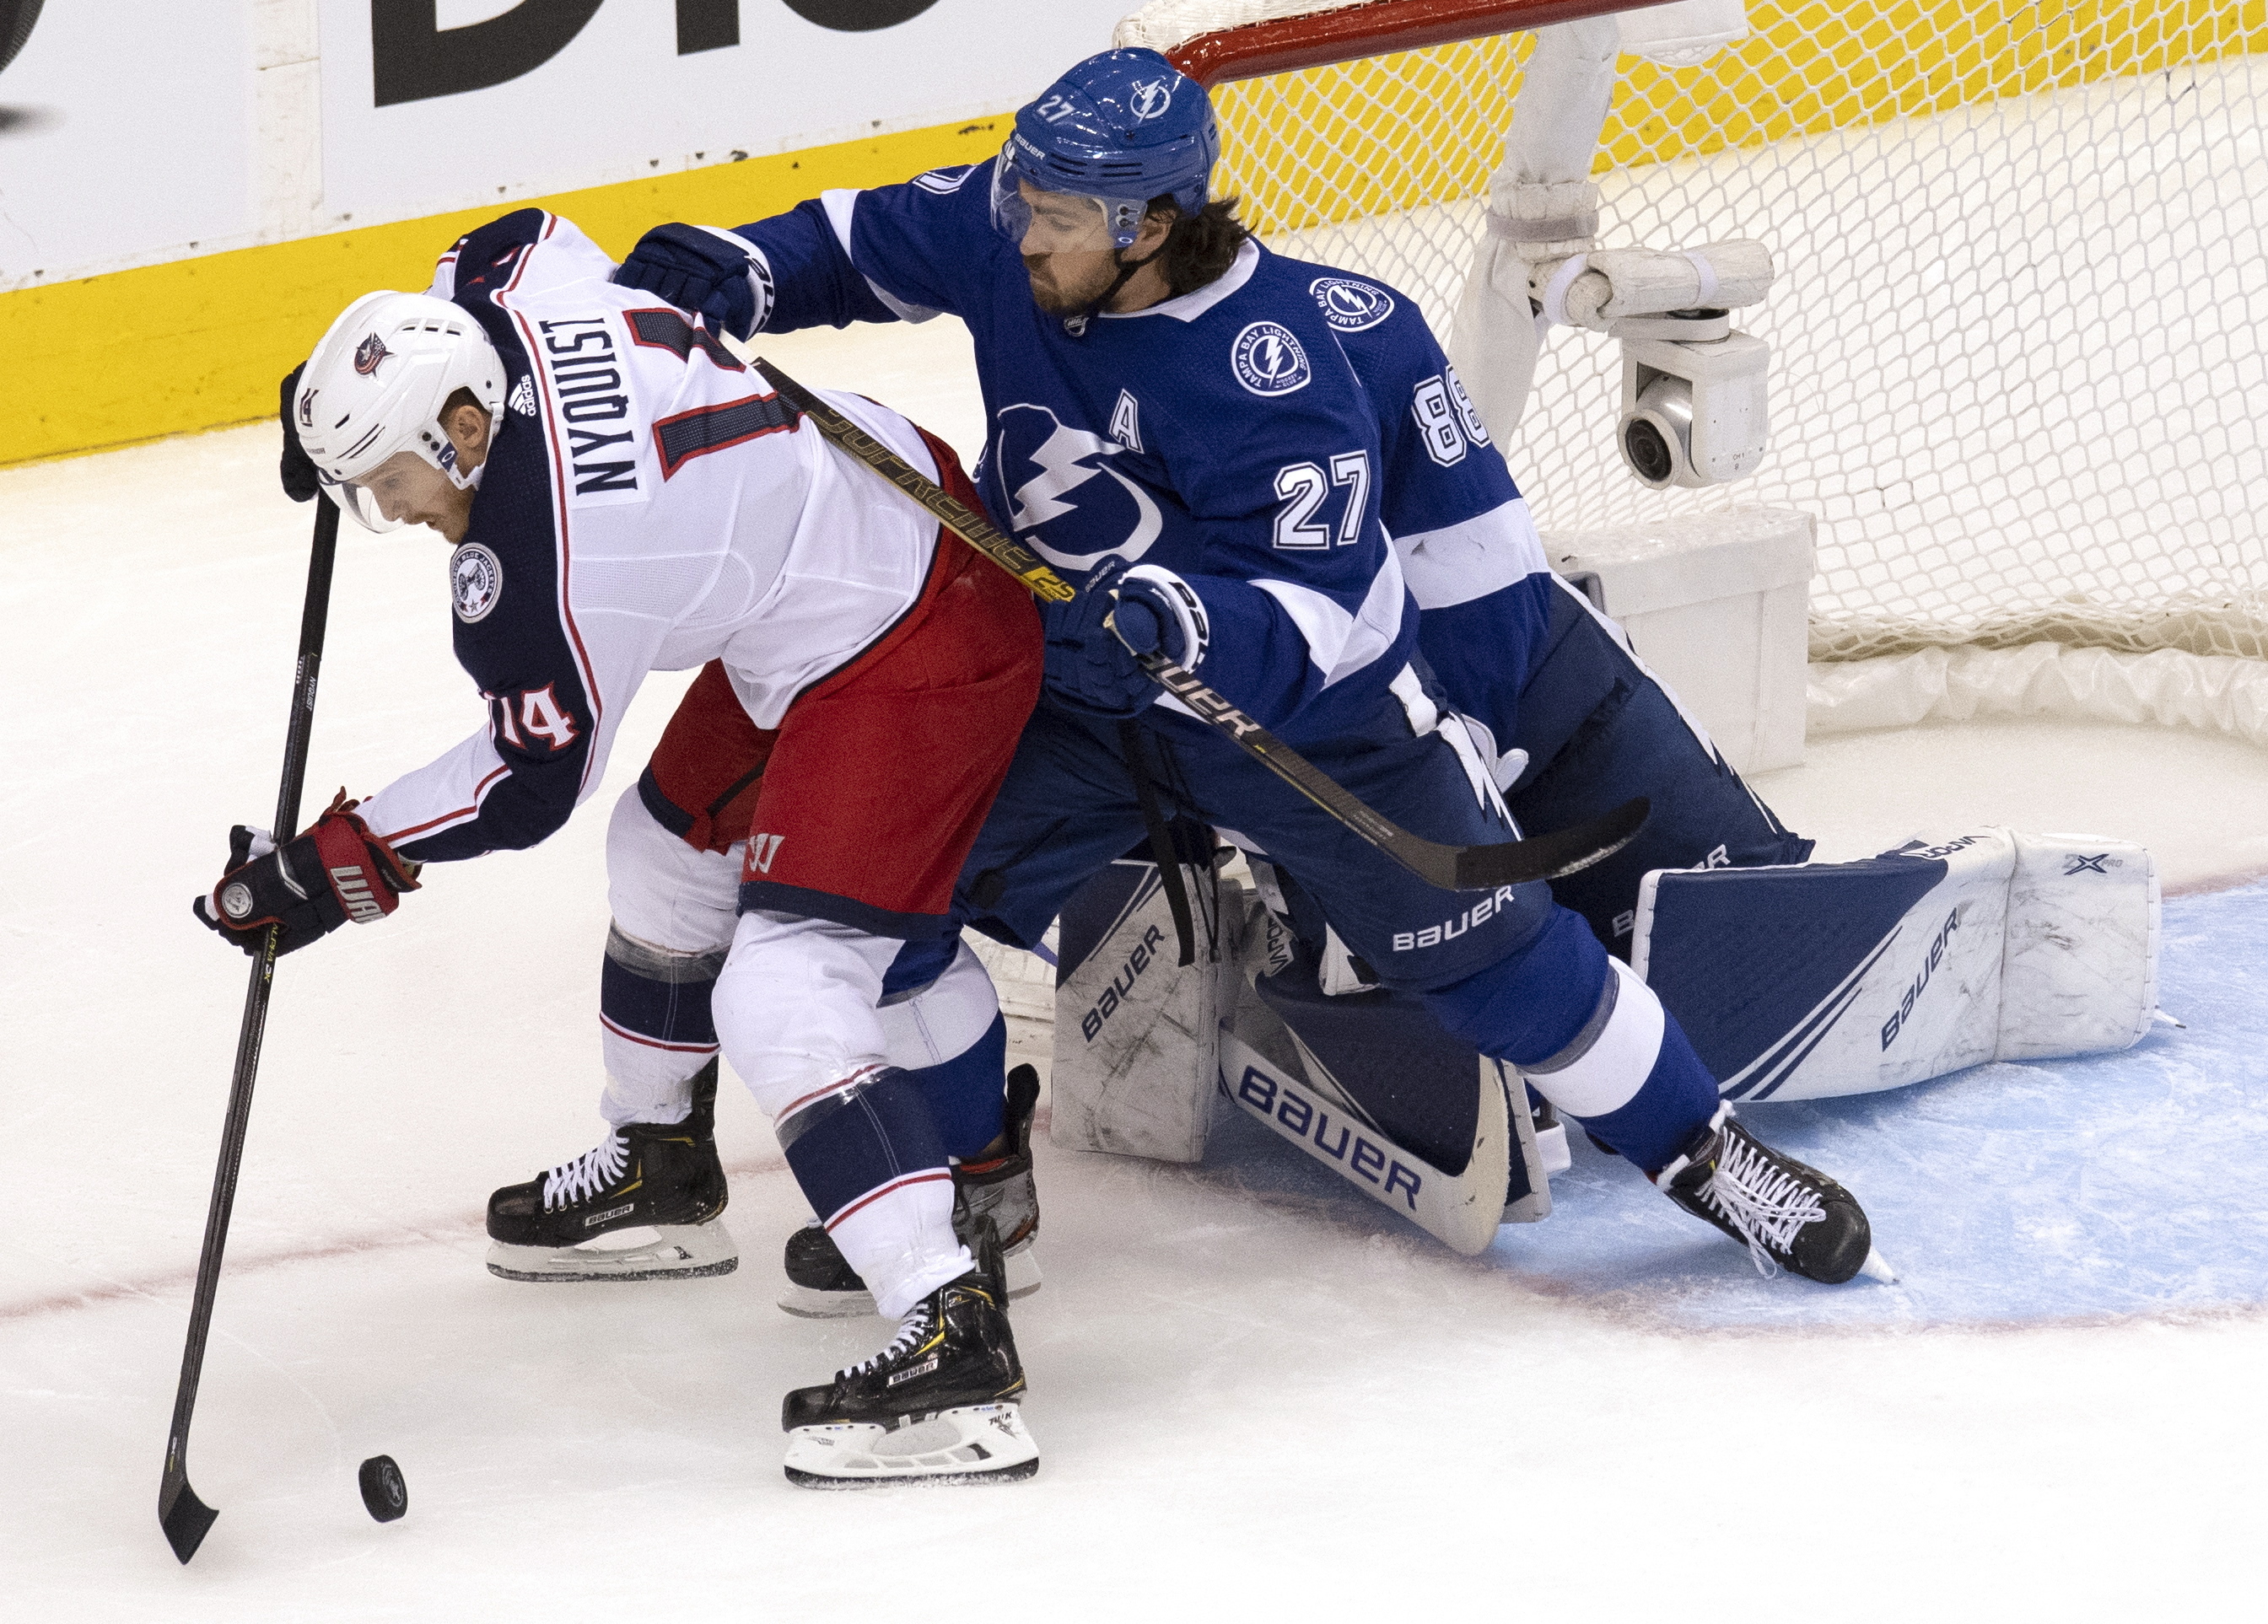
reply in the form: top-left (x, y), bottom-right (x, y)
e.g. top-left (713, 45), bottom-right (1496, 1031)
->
top-left (1858, 1245), bottom-right (1899, 1284)
top-left (487, 1219), bottom-right (738, 1283)
top-left (783, 1404), bottom-right (1037, 1488)
top-left (774, 1240), bottom-right (1042, 1318)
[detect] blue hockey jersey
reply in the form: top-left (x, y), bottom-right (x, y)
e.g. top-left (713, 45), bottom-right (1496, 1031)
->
top-left (722, 162), bottom-right (1549, 750)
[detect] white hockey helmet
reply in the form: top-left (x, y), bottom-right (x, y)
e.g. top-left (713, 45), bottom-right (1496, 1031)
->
top-left (294, 291), bottom-right (506, 530)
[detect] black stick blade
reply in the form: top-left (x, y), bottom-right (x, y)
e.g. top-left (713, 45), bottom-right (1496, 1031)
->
top-left (1448, 797), bottom-right (1651, 890)
top-left (160, 1475), bottom-right (218, 1565)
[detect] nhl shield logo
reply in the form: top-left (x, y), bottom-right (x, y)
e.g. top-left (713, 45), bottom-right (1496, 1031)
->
top-left (450, 542), bottom-right (503, 623)
top-left (1129, 77), bottom-right (1174, 121)
top-left (353, 333), bottom-right (392, 376)
top-left (296, 387), bottom-right (316, 428)
top-left (1309, 276), bottom-right (1396, 331)
top-left (1231, 321), bottom-right (1311, 397)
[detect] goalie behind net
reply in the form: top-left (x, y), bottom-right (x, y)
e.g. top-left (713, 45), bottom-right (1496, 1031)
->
top-left (1115, 0), bottom-right (2268, 668)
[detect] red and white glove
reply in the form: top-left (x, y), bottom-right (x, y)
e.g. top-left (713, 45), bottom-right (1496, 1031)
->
top-left (193, 790), bottom-right (422, 957)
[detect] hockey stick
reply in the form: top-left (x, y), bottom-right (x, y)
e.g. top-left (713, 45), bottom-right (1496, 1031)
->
top-left (159, 498), bottom-right (340, 1565)
top-left (753, 357), bottom-right (1646, 890)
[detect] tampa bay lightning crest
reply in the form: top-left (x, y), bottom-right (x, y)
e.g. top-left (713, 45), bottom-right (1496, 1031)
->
top-left (1309, 277), bottom-right (1396, 331)
top-left (1231, 322), bottom-right (1311, 396)
top-left (992, 404), bottom-right (1163, 571)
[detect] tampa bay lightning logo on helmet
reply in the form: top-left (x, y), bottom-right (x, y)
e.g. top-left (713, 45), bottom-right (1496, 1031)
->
top-left (353, 334), bottom-right (391, 376)
top-left (992, 403), bottom-right (1163, 572)
top-left (1129, 77), bottom-right (1174, 121)
top-left (450, 542), bottom-right (502, 624)
top-left (1309, 277), bottom-right (1396, 331)
top-left (1231, 322), bottom-right (1312, 397)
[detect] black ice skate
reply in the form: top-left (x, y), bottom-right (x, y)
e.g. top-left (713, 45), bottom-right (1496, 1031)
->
top-left (1652, 1104), bottom-right (1894, 1284)
top-left (778, 1064), bottom-right (1042, 1317)
top-left (486, 1059), bottom-right (735, 1283)
top-left (780, 1246), bottom-right (1036, 1487)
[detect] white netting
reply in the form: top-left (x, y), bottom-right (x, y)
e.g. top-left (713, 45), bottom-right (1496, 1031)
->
top-left (1118, 0), bottom-right (2268, 662)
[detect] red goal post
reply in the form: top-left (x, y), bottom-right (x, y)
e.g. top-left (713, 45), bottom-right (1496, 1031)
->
top-left (1158, 0), bottom-right (1620, 86)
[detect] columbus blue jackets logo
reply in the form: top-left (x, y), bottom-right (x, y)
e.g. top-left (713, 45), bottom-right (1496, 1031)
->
top-left (1129, 78), bottom-right (1175, 121)
top-left (992, 403), bottom-right (1162, 573)
top-left (1309, 277), bottom-right (1396, 331)
top-left (450, 542), bottom-right (503, 624)
top-left (353, 334), bottom-right (391, 376)
top-left (1231, 322), bottom-right (1311, 397)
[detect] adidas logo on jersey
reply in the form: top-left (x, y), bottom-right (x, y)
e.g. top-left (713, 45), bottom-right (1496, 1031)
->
top-left (509, 374), bottom-right (537, 417)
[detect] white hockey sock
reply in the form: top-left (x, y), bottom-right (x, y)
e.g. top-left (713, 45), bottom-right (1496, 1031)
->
top-left (827, 1177), bottom-right (972, 1321)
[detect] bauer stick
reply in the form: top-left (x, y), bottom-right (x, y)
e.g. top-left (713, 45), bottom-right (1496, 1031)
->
top-left (159, 497), bottom-right (341, 1564)
top-left (752, 358), bottom-right (1646, 890)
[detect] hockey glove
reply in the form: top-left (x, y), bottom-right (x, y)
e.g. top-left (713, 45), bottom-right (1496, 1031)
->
top-left (193, 791), bottom-right (422, 957)
top-left (1040, 560), bottom-right (1209, 717)
top-left (278, 363), bottom-right (321, 503)
top-left (615, 223), bottom-right (758, 341)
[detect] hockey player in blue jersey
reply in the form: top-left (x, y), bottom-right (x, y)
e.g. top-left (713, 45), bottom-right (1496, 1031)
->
top-left (615, 48), bottom-right (1875, 1285)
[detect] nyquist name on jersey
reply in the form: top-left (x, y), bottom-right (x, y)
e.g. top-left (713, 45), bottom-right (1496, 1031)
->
top-left (536, 316), bottom-right (640, 498)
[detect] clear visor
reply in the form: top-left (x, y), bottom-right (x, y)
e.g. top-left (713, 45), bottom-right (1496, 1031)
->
top-left (319, 445), bottom-right (459, 534)
top-left (989, 151), bottom-right (1148, 253)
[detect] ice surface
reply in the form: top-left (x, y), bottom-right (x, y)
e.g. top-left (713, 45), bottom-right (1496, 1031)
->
top-left (6, 339), bottom-right (2268, 1619)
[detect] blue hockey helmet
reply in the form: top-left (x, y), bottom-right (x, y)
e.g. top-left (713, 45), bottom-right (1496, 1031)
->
top-left (991, 48), bottom-right (1220, 253)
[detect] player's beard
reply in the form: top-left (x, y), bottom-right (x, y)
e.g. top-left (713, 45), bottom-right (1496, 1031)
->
top-left (1023, 252), bottom-right (1115, 316)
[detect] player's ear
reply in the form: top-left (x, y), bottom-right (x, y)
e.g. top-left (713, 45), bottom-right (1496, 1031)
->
top-left (1134, 202), bottom-right (1179, 257)
top-left (444, 398), bottom-right (492, 460)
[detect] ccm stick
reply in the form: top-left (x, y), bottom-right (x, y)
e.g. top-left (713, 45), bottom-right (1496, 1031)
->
top-left (752, 358), bottom-right (1646, 890)
top-left (160, 499), bottom-right (340, 1564)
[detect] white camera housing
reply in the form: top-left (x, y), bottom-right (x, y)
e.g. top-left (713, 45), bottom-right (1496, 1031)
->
top-left (1616, 317), bottom-right (1770, 488)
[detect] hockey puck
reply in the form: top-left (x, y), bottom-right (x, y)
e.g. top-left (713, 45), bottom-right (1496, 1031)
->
top-left (358, 1455), bottom-right (407, 1523)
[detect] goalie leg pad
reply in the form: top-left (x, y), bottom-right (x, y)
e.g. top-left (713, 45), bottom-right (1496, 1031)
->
top-left (1234, 949), bottom-right (1553, 1240)
top-left (1632, 829), bottom-right (2159, 1101)
top-left (1048, 834), bottom-right (1231, 1164)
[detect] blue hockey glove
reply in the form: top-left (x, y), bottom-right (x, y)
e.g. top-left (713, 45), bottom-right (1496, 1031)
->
top-left (614, 223), bottom-right (758, 340)
top-left (1041, 560), bottom-right (1209, 717)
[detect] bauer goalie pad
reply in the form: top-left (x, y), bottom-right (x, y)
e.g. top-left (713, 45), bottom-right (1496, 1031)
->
top-left (1632, 830), bottom-right (2161, 1102)
top-left (1213, 940), bottom-right (1551, 1253)
top-left (1048, 847), bottom-right (1241, 1164)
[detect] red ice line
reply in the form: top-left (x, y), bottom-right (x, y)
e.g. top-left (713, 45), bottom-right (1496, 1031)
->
top-left (0, 1150), bottom-right (791, 1325)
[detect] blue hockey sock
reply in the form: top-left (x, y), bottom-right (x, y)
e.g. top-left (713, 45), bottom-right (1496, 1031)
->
top-left (1568, 1012), bottom-right (1721, 1174)
top-left (903, 1012), bottom-right (1009, 1159)
top-left (777, 1067), bottom-right (952, 1227)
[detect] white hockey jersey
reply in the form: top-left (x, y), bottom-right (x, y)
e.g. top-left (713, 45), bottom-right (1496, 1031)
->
top-left (354, 210), bottom-right (945, 863)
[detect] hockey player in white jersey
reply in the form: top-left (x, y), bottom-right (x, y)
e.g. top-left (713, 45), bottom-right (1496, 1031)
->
top-left (193, 210), bottom-right (1045, 1484)
top-left (614, 50), bottom-right (1883, 1288)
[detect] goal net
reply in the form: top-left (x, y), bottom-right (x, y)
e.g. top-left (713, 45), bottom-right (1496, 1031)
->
top-left (1114, 0), bottom-right (2268, 665)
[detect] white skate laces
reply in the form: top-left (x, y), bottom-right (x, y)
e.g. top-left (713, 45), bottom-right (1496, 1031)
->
top-left (843, 1302), bottom-right (937, 1380)
top-left (541, 1130), bottom-right (630, 1211)
top-left (1657, 1107), bottom-right (1826, 1277)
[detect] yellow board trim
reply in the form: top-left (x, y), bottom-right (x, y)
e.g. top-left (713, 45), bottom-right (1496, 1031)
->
top-left (13, 2), bottom-right (2265, 466)
top-left (0, 116), bottom-right (1005, 469)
